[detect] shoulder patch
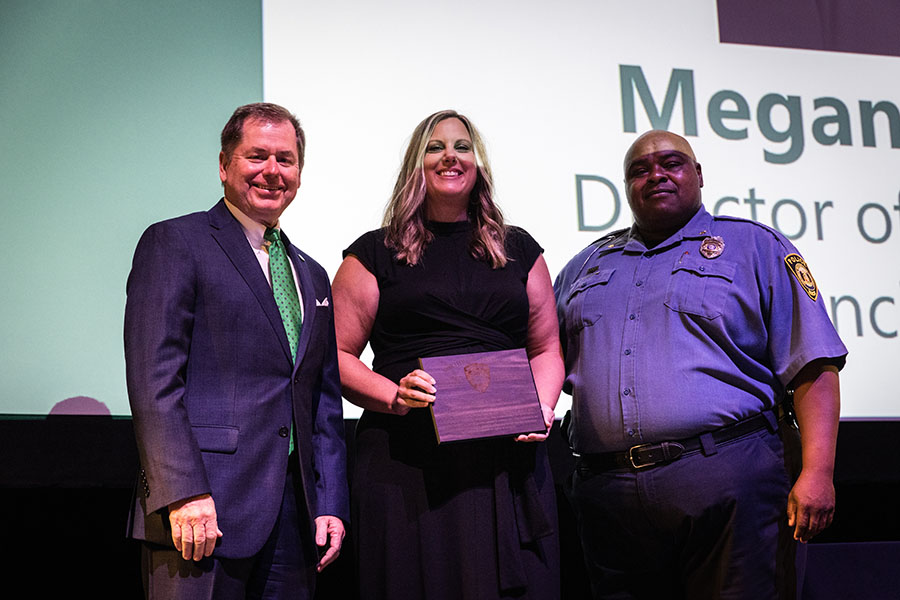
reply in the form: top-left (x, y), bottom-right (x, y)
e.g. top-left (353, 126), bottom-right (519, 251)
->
top-left (784, 253), bottom-right (818, 301)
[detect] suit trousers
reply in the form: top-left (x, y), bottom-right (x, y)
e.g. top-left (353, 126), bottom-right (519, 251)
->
top-left (567, 427), bottom-right (797, 600)
top-left (141, 463), bottom-right (316, 600)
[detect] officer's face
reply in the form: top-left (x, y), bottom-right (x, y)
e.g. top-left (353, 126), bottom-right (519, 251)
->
top-left (624, 131), bottom-right (703, 244)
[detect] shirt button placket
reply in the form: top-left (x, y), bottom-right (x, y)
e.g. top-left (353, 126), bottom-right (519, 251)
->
top-left (620, 257), bottom-right (647, 441)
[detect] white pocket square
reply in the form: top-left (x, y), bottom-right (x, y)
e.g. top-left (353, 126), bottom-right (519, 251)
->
top-left (316, 297), bottom-right (330, 307)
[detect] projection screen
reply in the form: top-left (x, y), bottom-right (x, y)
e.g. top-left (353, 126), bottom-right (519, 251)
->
top-left (264, 0), bottom-right (899, 418)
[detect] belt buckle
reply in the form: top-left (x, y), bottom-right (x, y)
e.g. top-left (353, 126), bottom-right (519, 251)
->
top-left (626, 443), bottom-right (656, 469)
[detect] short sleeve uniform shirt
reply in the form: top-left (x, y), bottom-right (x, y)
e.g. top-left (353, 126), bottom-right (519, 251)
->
top-left (554, 206), bottom-right (847, 454)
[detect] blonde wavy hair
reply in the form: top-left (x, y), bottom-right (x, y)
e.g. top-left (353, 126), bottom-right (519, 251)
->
top-left (382, 110), bottom-right (507, 268)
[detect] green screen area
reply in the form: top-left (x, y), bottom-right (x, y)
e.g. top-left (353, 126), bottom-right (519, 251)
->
top-left (0, 0), bottom-right (263, 415)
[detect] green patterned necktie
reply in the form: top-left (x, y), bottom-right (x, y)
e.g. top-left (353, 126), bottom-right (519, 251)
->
top-left (264, 227), bottom-right (303, 358)
top-left (264, 227), bottom-right (302, 454)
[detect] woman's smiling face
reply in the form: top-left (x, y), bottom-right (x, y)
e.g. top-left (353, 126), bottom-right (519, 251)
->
top-left (423, 117), bottom-right (478, 209)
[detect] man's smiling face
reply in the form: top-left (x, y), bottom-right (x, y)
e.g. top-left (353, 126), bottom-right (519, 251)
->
top-left (219, 118), bottom-right (301, 227)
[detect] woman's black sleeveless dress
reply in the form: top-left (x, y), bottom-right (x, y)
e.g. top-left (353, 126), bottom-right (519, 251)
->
top-left (343, 221), bottom-right (559, 600)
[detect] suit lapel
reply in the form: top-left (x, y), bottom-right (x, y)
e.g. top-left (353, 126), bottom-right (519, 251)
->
top-left (207, 200), bottom-right (294, 364)
top-left (281, 230), bottom-right (316, 373)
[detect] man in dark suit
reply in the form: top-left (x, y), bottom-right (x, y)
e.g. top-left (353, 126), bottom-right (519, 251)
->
top-left (125, 103), bottom-right (349, 599)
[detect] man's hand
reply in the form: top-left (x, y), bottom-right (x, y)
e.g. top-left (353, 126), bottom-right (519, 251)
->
top-left (314, 515), bottom-right (346, 572)
top-left (787, 470), bottom-right (835, 542)
top-left (168, 494), bottom-right (223, 561)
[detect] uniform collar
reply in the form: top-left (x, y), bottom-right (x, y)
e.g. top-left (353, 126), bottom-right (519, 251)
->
top-left (624, 205), bottom-right (713, 252)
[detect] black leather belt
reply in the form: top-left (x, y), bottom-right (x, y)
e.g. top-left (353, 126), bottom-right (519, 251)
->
top-left (575, 410), bottom-right (779, 472)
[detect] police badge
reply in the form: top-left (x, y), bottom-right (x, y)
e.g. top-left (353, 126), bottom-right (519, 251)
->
top-left (699, 236), bottom-right (725, 259)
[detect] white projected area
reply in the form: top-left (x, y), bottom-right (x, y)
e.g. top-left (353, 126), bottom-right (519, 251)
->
top-left (263, 1), bottom-right (899, 418)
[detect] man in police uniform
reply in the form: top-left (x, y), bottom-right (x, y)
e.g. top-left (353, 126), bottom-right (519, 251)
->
top-left (554, 130), bottom-right (846, 599)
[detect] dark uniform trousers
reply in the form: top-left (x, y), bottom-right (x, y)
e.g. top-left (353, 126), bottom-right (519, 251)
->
top-left (568, 426), bottom-right (798, 600)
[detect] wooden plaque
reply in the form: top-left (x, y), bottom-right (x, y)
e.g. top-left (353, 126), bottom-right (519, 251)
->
top-left (419, 348), bottom-right (545, 444)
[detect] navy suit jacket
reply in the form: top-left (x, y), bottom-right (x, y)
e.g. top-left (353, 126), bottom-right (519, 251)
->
top-left (125, 199), bottom-right (349, 559)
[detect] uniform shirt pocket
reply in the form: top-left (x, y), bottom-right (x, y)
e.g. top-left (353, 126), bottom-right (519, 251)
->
top-left (664, 254), bottom-right (735, 319)
top-left (565, 268), bottom-right (616, 331)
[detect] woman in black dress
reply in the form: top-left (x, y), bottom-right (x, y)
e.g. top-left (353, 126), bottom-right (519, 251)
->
top-left (332, 110), bottom-right (563, 599)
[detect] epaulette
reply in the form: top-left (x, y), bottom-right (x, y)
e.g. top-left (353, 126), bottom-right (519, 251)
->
top-left (712, 214), bottom-right (787, 235)
top-left (566, 228), bottom-right (630, 278)
top-left (711, 214), bottom-right (790, 249)
top-left (591, 227), bottom-right (630, 248)
top-left (711, 216), bottom-right (820, 301)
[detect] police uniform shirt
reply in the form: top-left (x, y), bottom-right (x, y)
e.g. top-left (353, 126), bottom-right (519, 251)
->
top-left (554, 205), bottom-right (848, 454)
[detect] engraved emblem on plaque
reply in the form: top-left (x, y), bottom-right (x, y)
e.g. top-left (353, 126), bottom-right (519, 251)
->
top-left (464, 363), bottom-right (491, 393)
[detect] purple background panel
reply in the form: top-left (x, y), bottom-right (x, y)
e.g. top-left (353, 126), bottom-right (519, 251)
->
top-left (717, 0), bottom-right (900, 57)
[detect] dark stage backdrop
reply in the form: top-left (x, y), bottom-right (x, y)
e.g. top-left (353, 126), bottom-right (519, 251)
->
top-left (1, 418), bottom-right (898, 598)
